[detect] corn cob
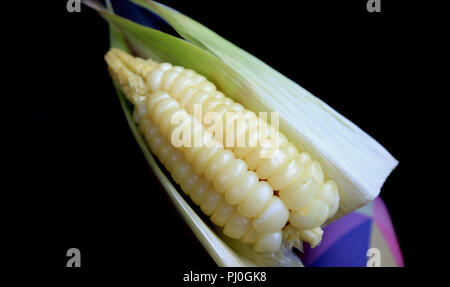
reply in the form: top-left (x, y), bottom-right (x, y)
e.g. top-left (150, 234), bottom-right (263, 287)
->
top-left (138, 113), bottom-right (284, 252)
top-left (105, 48), bottom-right (340, 251)
top-left (142, 91), bottom-right (288, 252)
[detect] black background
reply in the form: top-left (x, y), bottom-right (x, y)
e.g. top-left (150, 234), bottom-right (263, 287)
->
top-left (16, 0), bottom-right (423, 278)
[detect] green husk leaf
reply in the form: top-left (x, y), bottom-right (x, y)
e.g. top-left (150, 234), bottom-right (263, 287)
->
top-left (131, 0), bottom-right (399, 218)
top-left (85, 0), bottom-right (302, 267)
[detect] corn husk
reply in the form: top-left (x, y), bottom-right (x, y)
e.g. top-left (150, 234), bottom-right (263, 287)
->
top-left (83, 0), bottom-right (397, 267)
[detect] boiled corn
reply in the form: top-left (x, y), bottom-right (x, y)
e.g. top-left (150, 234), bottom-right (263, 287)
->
top-left (105, 48), bottom-right (340, 252)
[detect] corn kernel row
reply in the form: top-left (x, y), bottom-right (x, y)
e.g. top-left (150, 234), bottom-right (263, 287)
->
top-left (138, 114), bottom-right (282, 252)
top-left (105, 48), bottom-right (340, 250)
